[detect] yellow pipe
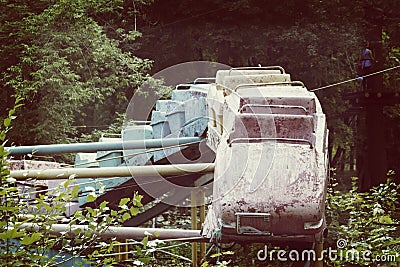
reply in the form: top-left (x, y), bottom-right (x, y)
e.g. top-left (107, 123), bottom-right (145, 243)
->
top-left (191, 190), bottom-right (198, 267)
top-left (10, 163), bottom-right (215, 180)
top-left (21, 223), bottom-right (207, 241)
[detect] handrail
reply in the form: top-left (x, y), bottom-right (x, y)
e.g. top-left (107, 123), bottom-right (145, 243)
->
top-left (193, 77), bottom-right (216, 84)
top-left (175, 84), bottom-right (192, 90)
top-left (175, 83), bottom-right (211, 91)
top-left (229, 66), bottom-right (285, 74)
top-left (239, 104), bottom-right (309, 115)
top-left (228, 137), bottom-right (313, 148)
top-left (234, 81), bottom-right (305, 91)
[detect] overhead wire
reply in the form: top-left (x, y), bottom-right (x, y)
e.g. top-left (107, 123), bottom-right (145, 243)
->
top-left (310, 65), bottom-right (400, 92)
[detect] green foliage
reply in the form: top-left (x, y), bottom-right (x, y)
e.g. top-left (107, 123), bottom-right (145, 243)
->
top-left (326, 176), bottom-right (400, 266)
top-left (0, 101), bottom-right (147, 266)
top-left (78, 112), bottom-right (125, 143)
top-left (1, 0), bottom-right (152, 145)
top-left (140, 180), bottom-right (399, 267)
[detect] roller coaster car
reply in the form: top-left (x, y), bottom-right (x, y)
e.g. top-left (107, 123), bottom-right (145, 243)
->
top-left (202, 67), bottom-right (329, 243)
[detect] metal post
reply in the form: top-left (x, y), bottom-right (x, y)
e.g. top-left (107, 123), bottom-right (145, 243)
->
top-left (191, 189), bottom-right (206, 267)
top-left (315, 240), bottom-right (324, 267)
top-left (199, 190), bottom-right (206, 262)
top-left (116, 244), bottom-right (122, 262)
top-left (123, 240), bottom-right (129, 261)
top-left (191, 190), bottom-right (198, 267)
top-left (115, 239), bottom-right (129, 262)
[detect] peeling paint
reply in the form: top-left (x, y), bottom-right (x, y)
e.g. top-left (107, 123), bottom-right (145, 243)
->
top-left (202, 67), bottom-right (329, 242)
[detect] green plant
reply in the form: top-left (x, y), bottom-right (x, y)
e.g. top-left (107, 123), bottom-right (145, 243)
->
top-left (326, 176), bottom-right (400, 266)
top-left (0, 100), bottom-right (147, 266)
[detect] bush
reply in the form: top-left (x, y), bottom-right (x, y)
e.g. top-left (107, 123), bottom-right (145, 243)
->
top-left (326, 175), bottom-right (400, 266)
top-left (0, 100), bottom-right (146, 266)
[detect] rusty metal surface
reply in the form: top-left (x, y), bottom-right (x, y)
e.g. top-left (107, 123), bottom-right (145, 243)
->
top-left (214, 143), bottom-right (325, 235)
top-left (203, 67), bottom-right (329, 242)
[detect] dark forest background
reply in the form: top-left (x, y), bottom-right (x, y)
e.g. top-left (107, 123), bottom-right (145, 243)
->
top-left (1, 0), bottom-right (400, 189)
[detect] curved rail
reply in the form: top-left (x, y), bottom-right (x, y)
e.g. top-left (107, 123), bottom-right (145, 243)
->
top-left (193, 77), bottom-right (216, 84)
top-left (234, 81), bottom-right (305, 91)
top-left (228, 137), bottom-right (313, 148)
top-left (229, 66), bottom-right (285, 74)
top-left (238, 104), bottom-right (309, 114)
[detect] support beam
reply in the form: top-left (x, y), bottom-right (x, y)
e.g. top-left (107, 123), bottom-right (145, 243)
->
top-left (5, 137), bottom-right (202, 156)
top-left (21, 223), bottom-right (208, 242)
top-left (10, 163), bottom-right (215, 180)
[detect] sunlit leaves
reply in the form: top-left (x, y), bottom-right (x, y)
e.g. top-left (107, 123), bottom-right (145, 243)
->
top-left (20, 232), bottom-right (42, 245)
top-left (86, 193), bottom-right (97, 203)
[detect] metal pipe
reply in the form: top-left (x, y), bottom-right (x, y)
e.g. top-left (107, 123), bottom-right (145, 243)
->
top-left (10, 163), bottom-right (215, 180)
top-left (21, 223), bottom-right (208, 242)
top-left (5, 137), bottom-right (202, 156)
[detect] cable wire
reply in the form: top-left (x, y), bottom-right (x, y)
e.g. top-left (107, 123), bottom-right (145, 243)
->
top-left (309, 65), bottom-right (400, 92)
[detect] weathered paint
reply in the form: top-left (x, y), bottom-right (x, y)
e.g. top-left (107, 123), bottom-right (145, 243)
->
top-left (203, 66), bottom-right (328, 243)
top-left (152, 84), bottom-right (210, 162)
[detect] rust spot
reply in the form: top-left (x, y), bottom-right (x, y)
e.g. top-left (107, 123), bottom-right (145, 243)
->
top-left (248, 207), bottom-right (256, 213)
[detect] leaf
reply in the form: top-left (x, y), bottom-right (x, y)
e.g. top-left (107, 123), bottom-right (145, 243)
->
top-left (141, 236), bottom-right (148, 248)
top-left (122, 212), bottom-right (131, 221)
top-left (119, 197), bottom-right (130, 207)
top-left (0, 228), bottom-right (25, 239)
top-left (20, 232), bottom-right (42, 245)
top-left (378, 215), bottom-right (393, 224)
top-left (3, 118), bottom-right (11, 127)
top-left (86, 193), bottom-right (97, 203)
top-left (71, 185), bottom-right (79, 198)
top-left (130, 207), bottom-right (139, 216)
top-left (138, 257), bottom-right (151, 264)
top-left (100, 201), bottom-right (109, 210)
top-left (0, 133), bottom-right (5, 142)
top-left (153, 231), bottom-right (160, 238)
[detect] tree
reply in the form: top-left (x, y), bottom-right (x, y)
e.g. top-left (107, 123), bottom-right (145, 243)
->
top-left (1, 0), bottom-right (152, 145)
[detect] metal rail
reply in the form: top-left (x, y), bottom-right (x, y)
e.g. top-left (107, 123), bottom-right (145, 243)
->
top-left (229, 66), bottom-right (285, 74)
top-left (239, 104), bottom-right (309, 114)
top-left (193, 77), bottom-right (216, 84)
top-left (20, 223), bottom-right (208, 242)
top-left (234, 81), bottom-right (305, 91)
top-left (10, 163), bottom-right (215, 180)
top-left (5, 137), bottom-right (202, 156)
top-left (228, 137), bottom-right (313, 148)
